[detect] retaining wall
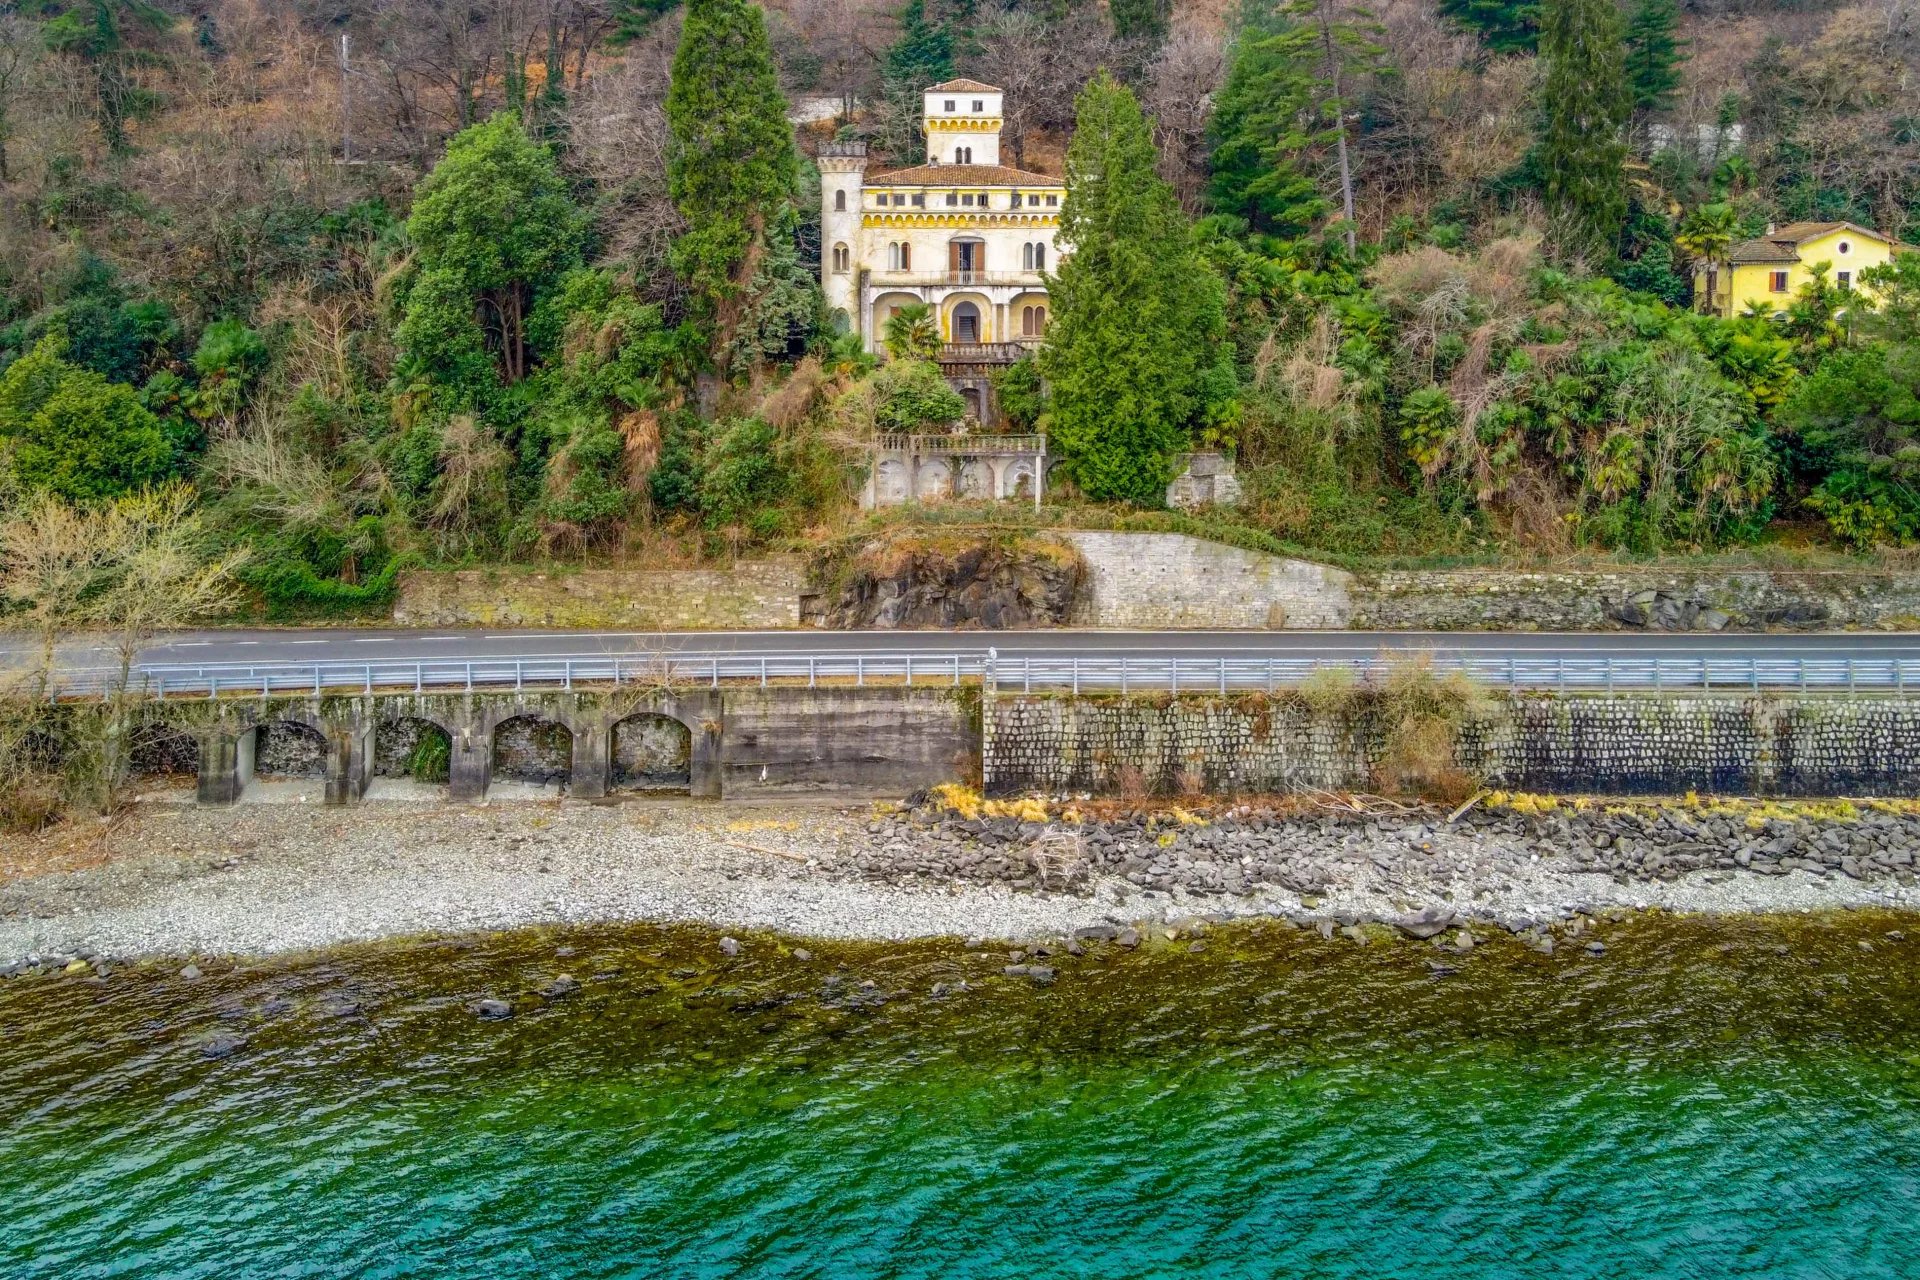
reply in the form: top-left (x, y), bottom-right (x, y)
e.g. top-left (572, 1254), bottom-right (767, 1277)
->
top-left (392, 562), bottom-right (807, 629)
top-left (983, 692), bottom-right (1920, 798)
top-left (1063, 532), bottom-right (1354, 629)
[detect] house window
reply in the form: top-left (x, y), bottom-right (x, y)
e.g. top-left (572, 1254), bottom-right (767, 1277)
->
top-left (1045, 194), bottom-right (1058, 207)
top-left (900, 242), bottom-right (910, 271)
top-left (955, 146), bottom-right (972, 164)
top-left (1839, 241), bottom-right (1852, 255)
top-left (947, 192), bottom-right (958, 207)
top-left (1022, 305), bottom-right (1048, 337)
top-left (885, 242), bottom-right (911, 271)
top-left (944, 99), bottom-right (955, 112)
top-left (977, 192), bottom-right (988, 204)
top-left (1770, 270), bottom-right (1790, 293)
top-left (834, 190), bottom-right (846, 212)
top-left (832, 243), bottom-right (850, 273)
top-left (1839, 270), bottom-right (1852, 289)
top-left (1023, 242), bottom-right (1047, 270)
top-left (911, 193), bottom-right (925, 207)
top-left (893, 194), bottom-right (906, 207)
top-left (962, 193), bottom-right (974, 207)
top-left (973, 100), bottom-right (984, 112)
top-left (1028, 194), bottom-right (1040, 207)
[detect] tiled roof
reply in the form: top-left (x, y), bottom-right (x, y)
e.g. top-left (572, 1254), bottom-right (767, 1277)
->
top-left (925, 79), bottom-right (1000, 94)
top-left (1772, 220), bottom-right (1885, 243)
top-left (866, 163), bottom-right (1063, 187)
top-left (1727, 237), bottom-right (1802, 264)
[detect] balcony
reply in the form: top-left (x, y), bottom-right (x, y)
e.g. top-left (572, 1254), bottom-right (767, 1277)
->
top-left (874, 433), bottom-right (1047, 455)
top-left (939, 341), bottom-right (1039, 364)
top-left (867, 271), bottom-right (1043, 288)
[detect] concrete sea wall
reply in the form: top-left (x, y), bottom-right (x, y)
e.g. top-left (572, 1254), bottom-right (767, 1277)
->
top-left (983, 693), bottom-right (1920, 798)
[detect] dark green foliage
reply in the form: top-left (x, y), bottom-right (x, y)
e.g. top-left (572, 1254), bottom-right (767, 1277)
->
top-left (1206, 13), bottom-right (1327, 240)
top-left (994, 356), bottom-right (1048, 429)
top-left (667, 0), bottom-right (798, 353)
top-left (0, 335), bottom-right (173, 500)
top-left (1781, 345), bottom-right (1920, 549)
top-left (730, 204), bottom-right (822, 369)
top-left (873, 359), bottom-right (966, 431)
top-left (1538, 0), bottom-right (1629, 266)
top-left (650, 413), bottom-right (705, 514)
top-left (1, 254), bottom-right (173, 384)
top-left (699, 416), bottom-right (789, 535)
top-left (1624, 0), bottom-right (1685, 118)
top-left (405, 726), bottom-right (452, 783)
top-left (397, 115), bottom-right (586, 408)
top-left (1437, 0), bottom-right (1535, 53)
top-left (1041, 75), bottom-right (1235, 505)
top-left (1109, 0), bottom-right (1169, 43)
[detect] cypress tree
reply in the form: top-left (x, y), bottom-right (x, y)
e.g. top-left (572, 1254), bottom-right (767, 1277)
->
top-left (1624, 0), bottom-right (1687, 118)
top-left (877, 0), bottom-right (954, 164)
top-left (1206, 12), bottom-right (1328, 239)
top-left (665, 0), bottom-right (797, 357)
top-left (1538, 0), bottom-right (1629, 266)
top-left (1041, 74), bottom-right (1234, 505)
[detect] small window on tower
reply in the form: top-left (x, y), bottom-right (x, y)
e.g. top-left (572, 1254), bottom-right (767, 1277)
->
top-left (947, 192), bottom-right (958, 207)
top-left (962, 193), bottom-right (975, 207)
top-left (945, 100), bottom-right (956, 112)
top-left (1046, 194), bottom-right (1059, 207)
top-left (834, 190), bottom-right (846, 211)
top-left (1028, 195), bottom-right (1040, 207)
top-left (973, 100), bottom-right (984, 112)
top-left (912, 193), bottom-right (926, 207)
top-left (893, 194), bottom-right (906, 207)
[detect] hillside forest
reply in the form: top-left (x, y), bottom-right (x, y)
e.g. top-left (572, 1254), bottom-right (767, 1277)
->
top-left (3, 0), bottom-right (1920, 617)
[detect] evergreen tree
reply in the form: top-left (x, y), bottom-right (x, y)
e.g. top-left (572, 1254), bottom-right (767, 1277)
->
top-left (1437, 0), bottom-right (1536, 54)
top-left (1538, 0), bottom-right (1630, 266)
top-left (1041, 74), bottom-right (1235, 505)
top-left (1110, 0), bottom-right (1170, 45)
top-left (877, 0), bottom-right (954, 164)
top-left (1206, 12), bottom-right (1327, 239)
top-left (398, 115), bottom-right (586, 404)
top-left (1624, 0), bottom-right (1686, 118)
top-left (666, 0), bottom-right (798, 362)
top-left (610, 0), bottom-right (684, 45)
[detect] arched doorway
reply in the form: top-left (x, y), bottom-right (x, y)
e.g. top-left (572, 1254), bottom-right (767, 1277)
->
top-left (492, 716), bottom-right (573, 793)
top-left (953, 301), bottom-right (981, 343)
top-left (611, 714), bottom-right (693, 793)
top-left (961, 386), bottom-right (983, 420)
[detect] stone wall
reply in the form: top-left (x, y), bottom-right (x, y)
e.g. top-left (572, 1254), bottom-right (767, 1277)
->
top-left (1351, 568), bottom-right (1920, 631)
top-left (393, 562), bottom-right (807, 629)
top-left (1063, 532), bottom-right (1354, 629)
top-left (984, 692), bottom-right (1920, 798)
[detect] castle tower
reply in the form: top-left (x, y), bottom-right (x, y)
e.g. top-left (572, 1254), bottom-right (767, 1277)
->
top-left (922, 79), bottom-right (1003, 167)
top-left (817, 140), bottom-right (869, 336)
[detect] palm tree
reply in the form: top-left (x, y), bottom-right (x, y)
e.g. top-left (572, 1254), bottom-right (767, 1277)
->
top-left (1674, 203), bottom-right (1740, 311)
top-left (882, 303), bottom-right (942, 361)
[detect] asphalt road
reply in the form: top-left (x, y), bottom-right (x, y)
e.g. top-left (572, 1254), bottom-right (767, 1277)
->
top-left (16, 626), bottom-right (1920, 674)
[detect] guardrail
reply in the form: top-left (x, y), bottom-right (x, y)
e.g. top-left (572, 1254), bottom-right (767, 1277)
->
top-left (43, 651), bottom-right (1920, 700)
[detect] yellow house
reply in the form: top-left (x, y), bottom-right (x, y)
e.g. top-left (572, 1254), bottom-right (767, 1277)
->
top-left (1694, 221), bottom-right (1898, 318)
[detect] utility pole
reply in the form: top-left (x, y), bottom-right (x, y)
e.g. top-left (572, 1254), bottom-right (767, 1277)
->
top-left (338, 32), bottom-right (352, 163)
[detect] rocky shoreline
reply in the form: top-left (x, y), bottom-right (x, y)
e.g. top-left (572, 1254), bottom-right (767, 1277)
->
top-left (0, 794), bottom-right (1915, 977)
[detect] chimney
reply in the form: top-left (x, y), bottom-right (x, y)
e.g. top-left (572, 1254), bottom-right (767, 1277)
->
top-left (1766, 222), bottom-right (1777, 235)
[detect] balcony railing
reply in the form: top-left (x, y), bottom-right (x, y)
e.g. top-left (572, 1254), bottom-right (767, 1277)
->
top-left (867, 271), bottom-right (1042, 288)
top-left (874, 433), bottom-right (1046, 455)
top-left (939, 341), bottom-right (1038, 363)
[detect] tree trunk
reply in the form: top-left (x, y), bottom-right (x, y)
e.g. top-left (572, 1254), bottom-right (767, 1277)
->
top-left (1319, 2), bottom-right (1357, 256)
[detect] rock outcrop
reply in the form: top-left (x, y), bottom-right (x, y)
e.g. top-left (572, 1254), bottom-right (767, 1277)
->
top-left (813, 533), bottom-right (1084, 629)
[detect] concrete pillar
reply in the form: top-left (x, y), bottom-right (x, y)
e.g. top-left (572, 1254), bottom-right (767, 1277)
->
top-left (569, 715), bottom-right (610, 800)
top-left (1752, 699), bottom-right (1781, 796)
top-left (690, 712), bottom-right (723, 800)
top-left (448, 714), bottom-right (492, 803)
top-left (329, 715), bottom-right (375, 805)
top-left (197, 725), bottom-right (256, 806)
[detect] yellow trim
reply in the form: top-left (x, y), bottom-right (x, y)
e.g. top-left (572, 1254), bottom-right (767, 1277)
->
top-left (862, 213), bottom-right (1061, 229)
top-left (924, 118), bottom-right (1003, 133)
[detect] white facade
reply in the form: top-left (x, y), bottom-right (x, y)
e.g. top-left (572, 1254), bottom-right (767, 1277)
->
top-left (819, 79), bottom-right (1063, 356)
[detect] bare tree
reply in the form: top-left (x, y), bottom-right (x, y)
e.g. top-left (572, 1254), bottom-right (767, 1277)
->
top-left (1143, 23), bottom-right (1226, 212)
top-left (971, 11), bottom-right (1052, 166)
top-left (0, 12), bottom-right (39, 183)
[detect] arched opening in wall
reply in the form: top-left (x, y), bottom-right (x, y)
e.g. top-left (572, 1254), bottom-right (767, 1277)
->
top-left (373, 716), bottom-right (453, 798)
top-left (830, 308), bottom-right (852, 334)
top-left (1022, 305), bottom-right (1048, 337)
top-left (834, 189), bottom-right (846, 211)
top-left (492, 716), bottom-right (573, 793)
top-left (955, 145), bottom-right (972, 163)
top-left (961, 386), bottom-right (983, 420)
top-left (1005, 461), bottom-right (1036, 501)
top-left (611, 714), bottom-right (692, 794)
top-left (249, 721), bottom-right (328, 803)
top-left (832, 242), bottom-right (850, 273)
top-left (953, 301), bottom-right (981, 343)
top-left (126, 721), bottom-right (198, 797)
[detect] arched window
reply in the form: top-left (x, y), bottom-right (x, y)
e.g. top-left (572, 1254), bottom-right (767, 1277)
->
top-left (899, 242), bottom-right (911, 271)
top-left (1022, 305), bottom-right (1048, 337)
top-left (1034, 242), bottom-right (1047, 270)
top-left (834, 190), bottom-right (846, 212)
top-left (955, 146), bottom-right (972, 164)
top-left (1022, 243), bottom-right (1034, 270)
top-left (832, 243), bottom-right (850, 273)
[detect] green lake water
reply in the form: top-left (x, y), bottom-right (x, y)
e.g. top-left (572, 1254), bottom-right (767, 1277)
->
top-left (4, 913), bottom-right (1920, 1278)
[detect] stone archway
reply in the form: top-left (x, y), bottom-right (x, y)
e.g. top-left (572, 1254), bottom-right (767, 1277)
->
top-left (492, 716), bottom-right (574, 791)
top-left (958, 459), bottom-right (995, 499)
top-left (611, 713), bottom-right (693, 793)
top-left (874, 457), bottom-right (912, 505)
top-left (1003, 459), bottom-right (1037, 500)
top-left (375, 716), bottom-right (453, 791)
top-left (914, 457), bottom-right (953, 501)
top-left (953, 301), bottom-right (982, 343)
top-left (127, 721), bottom-right (198, 786)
